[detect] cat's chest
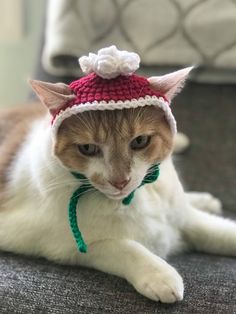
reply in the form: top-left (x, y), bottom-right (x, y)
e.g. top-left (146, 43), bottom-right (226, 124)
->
top-left (79, 186), bottom-right (184, 258)
top-left (1, 179), bottom-right (183, 259)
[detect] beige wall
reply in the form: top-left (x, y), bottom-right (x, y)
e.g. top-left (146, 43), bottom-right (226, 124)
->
top-left (0, 0), bottom-right (44, 107)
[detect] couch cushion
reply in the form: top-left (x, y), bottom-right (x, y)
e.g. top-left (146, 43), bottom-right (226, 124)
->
top-left (0, 251), bottom-right (236, 314)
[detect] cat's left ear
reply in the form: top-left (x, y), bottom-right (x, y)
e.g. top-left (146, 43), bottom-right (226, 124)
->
top-left (148, 67), bottom-right (193, 101)
top-left (29, 79), bottom-right (75, 115)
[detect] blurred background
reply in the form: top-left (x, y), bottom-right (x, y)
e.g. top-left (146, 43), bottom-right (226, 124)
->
top-left (0, 0), bottom-right (44, 106)
top-left (1, 0), bottom-right (236, 106)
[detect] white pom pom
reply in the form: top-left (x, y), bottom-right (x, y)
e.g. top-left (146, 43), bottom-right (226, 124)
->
top-left (78, 45), bottom-right (140, 79)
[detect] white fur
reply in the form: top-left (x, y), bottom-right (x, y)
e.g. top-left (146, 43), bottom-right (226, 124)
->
top-left (0, 118), bottom-right (236, 303)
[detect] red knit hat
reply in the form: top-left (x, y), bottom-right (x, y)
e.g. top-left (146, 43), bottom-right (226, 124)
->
top-left (51, 46), bottom-right (176, 135)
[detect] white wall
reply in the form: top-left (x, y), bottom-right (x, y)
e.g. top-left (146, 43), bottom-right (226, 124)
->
top-left (0, 0), bottom-right (44, 107)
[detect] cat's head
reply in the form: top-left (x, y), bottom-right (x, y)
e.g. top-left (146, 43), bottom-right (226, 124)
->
top-left (30, 67), bottom-right (191, 200)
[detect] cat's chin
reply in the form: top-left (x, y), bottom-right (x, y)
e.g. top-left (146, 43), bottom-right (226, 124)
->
top-left (105, 191), bottom-right (130, 201)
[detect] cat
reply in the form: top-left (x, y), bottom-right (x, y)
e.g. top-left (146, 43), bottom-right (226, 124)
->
top-left (0, 68), bottom-right (235, 304)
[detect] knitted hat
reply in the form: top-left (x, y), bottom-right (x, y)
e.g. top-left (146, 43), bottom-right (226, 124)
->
top-left (51, 45), bottom-right (177, 135)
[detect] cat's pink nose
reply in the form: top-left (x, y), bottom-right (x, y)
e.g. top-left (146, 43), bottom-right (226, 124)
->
top-left (109, 178), bottom-right (130, 190)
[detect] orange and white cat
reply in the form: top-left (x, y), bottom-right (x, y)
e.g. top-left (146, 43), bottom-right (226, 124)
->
top-left (0, 67), bottom-right (235, 304)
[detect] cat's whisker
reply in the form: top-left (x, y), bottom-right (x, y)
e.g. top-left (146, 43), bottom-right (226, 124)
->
top-left (145, 168), bottom-right (159, 175)
top-left (74, 178), bottom-right (90, 183)
top-left (43, 177), bottom-right (78, 185)
top-left (32, 159), bottom-right (59, 170)
top-left (73, 113), bottom-right (95, 134)
top-left (42, 182), bottom-right (74, 191)
top-left (42, 181), bottom-right (92, 193)
top-left (71, 188), bottom-right (96, 199)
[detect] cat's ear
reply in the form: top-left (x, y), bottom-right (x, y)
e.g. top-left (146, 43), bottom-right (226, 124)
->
top-left (148, 67), bottom-right (193, 101)
top-left (29, 80), bottom-right (76, 115)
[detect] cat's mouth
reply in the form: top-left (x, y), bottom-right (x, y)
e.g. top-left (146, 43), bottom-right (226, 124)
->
top-left (90, 181), bottom-right (133, 200)
top-left (100, 178), bottom-right (143, 201)
top-left (105, 191), bottom-right (130, 200)
top-left (92, 178), bottom-right (143, 201)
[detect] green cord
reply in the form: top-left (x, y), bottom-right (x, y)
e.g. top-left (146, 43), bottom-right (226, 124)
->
top-left (68, 163), bottom-right (160, 253)
top-left (122, 164), bottom-right (160, 205)
top-left (68, 185), bottom-right (88, 253)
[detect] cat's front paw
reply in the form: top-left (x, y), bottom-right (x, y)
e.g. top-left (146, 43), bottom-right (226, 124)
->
top-left (133, 267), bottom-right (184, 303)
top-left (187, 192), bottom-right (222, 215)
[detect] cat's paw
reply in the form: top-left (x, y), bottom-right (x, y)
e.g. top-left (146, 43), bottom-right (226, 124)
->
top-left (133, 267), bottom-right (184, 303)
top-left (187, 192), bottom-right (222, 215)
top-left (173, 132), bottom-right (190, 154)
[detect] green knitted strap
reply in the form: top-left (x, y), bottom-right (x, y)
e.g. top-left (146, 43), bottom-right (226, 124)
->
top-left (68, 163), bottom-right (160, 253)
top-left (122, 163), bottom-right (160, 205)
top-left (68, 186), bottom-right (88, 253)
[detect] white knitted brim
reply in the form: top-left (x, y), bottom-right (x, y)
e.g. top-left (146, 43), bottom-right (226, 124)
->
top-left (52, 95), bottom-right (177, 136)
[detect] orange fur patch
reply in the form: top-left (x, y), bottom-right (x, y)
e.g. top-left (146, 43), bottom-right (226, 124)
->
top-left (54, 106), bottom-right (173, 181)
top-left (0, 103), bottom-right (47, 201)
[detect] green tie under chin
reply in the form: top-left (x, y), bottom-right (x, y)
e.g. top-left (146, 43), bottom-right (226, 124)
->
top-left (68, 163), bottom-right (160, 253)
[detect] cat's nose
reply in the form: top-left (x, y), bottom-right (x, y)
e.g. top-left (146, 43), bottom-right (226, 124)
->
top-left (109, 178), bottom-right (131, 190)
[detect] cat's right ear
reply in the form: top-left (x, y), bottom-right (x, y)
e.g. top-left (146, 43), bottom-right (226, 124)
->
top-left (29, 80), bottom-right (76, 115)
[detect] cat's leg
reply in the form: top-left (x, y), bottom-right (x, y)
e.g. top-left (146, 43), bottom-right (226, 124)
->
top-left (184, 206), bottom-right (236, 256)
top-left (78, 239), bottom-right (183, 303)
top-left (186, 192), bottom-right (222, 215)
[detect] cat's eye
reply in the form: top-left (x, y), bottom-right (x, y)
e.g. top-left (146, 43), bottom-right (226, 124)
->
top-left (77, 144), bottom-right (101, 157)
top-left (130, 135), bottom-right (151, 150)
